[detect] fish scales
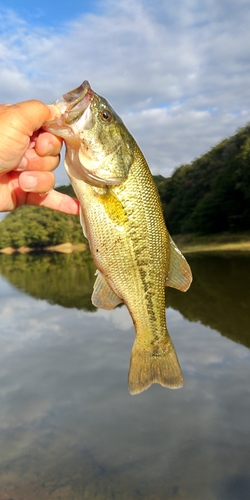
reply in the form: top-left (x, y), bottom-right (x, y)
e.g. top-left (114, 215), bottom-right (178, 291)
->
top-left (44, 80), bottom-right (192, 394)
top-left (77, 149), bottom-right (167, 330)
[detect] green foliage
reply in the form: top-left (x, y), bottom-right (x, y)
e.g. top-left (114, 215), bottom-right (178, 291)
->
top-left (1, 121), bottom-right (250, 250)
top-left (156, 123), bottom-right (250, 235)
top-left (0, 185), bottom-right (85, 249)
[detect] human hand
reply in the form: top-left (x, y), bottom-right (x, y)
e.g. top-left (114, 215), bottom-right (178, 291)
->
top-left (0, 101), bottom-right (80, 214)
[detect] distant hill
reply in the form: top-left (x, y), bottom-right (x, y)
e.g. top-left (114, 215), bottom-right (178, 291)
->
top-left (156, 123), bottom-right (250, 235)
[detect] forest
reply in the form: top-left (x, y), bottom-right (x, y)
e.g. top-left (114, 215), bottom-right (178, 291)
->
top-left (0, 185), bottom-right (85, 250)
top-left (0, 122), bottom-right (250, 250)
top-left (155, 123), bottom-right (250, 235)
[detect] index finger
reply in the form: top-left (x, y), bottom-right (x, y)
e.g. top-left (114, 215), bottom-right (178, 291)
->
top-left (8, 101), bottom-right (61, 137)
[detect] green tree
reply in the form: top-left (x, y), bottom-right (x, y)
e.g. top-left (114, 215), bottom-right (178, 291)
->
top-left (0, 186), bottom-right (86, 249)
top-left (156, 123), bottom-right (250, 235)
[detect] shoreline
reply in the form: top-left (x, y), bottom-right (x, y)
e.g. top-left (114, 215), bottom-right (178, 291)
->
top-left (0, 242), bottom-right (87, 255)
top-left (180, 241), bottom-right (250, 253)
top-left (1, 234), bottom-right (250, 255)
top-left (173, 232), bottom-right (250, 253)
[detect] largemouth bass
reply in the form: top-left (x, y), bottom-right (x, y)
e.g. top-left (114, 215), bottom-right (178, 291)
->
top-left (44, 81), bottom-right (192, 394)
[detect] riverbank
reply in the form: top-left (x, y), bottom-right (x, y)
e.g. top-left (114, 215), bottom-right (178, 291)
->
top-left (173, 232), bottom-right (250, 253)
top-left (1, 232), bottom-right (250, 255)
top-left (0, 242), bottom-right (87, 254)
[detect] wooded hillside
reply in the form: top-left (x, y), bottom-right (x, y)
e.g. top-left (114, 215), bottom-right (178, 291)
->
top-left (155, 123), bottom-right (250, 235)
top-left (0, 186), bottom-right (85, 250)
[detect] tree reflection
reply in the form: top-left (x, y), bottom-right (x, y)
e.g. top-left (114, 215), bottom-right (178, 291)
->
top-left (167, 252), bottom-right (250, 349)
top-left (1, 251), bottom-right (250, 348)
top-left (0, 251), bottom-right (96, 311)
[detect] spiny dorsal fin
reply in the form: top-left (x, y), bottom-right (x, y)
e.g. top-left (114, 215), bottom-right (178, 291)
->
top-left (166, 237), bottom-right (192, 292)
top-left (92, 270), bottom-right (123, 310)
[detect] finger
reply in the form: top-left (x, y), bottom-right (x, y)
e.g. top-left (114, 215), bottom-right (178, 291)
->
top-left (35, 131), bottom-right (63, 157)
top-left (19, 149), bottom-right (61, 172)
top-left (19, 171), bottom-right (55, 193)
top-left (0, 103), bottom-right (61, 173)
top-left (0, 104), bottom-right (12, 113)
top-left (25, 189), bottom-right (80, 215)
top-left (10, 101), bottom-right (61, 136)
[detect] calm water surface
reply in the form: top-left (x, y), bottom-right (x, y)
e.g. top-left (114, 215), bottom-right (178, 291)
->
top-left (0, 251), bottom-right (250, 500)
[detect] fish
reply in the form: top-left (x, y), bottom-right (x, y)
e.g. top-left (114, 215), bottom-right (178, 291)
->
top-left (44, 81), bottom-right (192, 395)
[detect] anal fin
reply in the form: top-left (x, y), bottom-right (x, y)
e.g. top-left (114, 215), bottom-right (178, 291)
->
top-left (92, 270), bottom-right (123, 310)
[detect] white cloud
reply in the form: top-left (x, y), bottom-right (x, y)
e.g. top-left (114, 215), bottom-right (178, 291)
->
top-left (0, 0), bottom-right (250, 185)
top-left (95, 304), bottom-right (133, 331)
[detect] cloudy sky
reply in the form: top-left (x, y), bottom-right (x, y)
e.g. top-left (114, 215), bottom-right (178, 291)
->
top-left (1, 0), bottom-right (250, 186)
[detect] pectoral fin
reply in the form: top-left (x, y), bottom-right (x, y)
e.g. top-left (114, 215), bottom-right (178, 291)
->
top-left (92, 270), bottom-right (123, 310)
top-left (166, 237), bottom-right (192, 292)
top-left (79, 208), bottom-right (87, 239)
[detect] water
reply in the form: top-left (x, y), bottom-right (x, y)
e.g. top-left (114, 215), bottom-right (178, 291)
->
top-left (0, 251), bottom-right (250, 500)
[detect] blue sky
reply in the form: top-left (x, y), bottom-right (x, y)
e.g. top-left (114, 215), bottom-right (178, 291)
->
top-left (1, 0), bottom-right (99, 27)
top-left (0, 0), bottom-right (250, 188)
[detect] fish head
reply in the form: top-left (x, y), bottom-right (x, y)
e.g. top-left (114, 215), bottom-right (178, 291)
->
top-left (44, 81), bottom-right (135, 187)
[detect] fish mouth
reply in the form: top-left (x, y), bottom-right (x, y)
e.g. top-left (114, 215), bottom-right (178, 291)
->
top-left (60, 80), bottom-right (93, 124)
top-left (43, 80), bottom-right (93, 133)
top-left (44, 81), bottom-right (127, 187)
top-left (63, 80), bottom-right (91, 104)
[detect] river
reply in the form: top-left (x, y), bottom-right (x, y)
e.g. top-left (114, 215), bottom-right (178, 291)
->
top-left (0, 251), bottom-right (249, 500)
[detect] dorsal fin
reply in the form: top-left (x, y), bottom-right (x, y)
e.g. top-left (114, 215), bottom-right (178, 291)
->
top-left (166, 237), bottom-right (192, 292)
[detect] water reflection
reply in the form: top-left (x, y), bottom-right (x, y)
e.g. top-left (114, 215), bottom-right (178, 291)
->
top-left (0, 252), bottom-right (250, 499)
top-left (0, 251), bottom-right (96, 311)
top-left (167, 252), bottom-right (250, 348)
top-left (1, 251), bottom-right (250, 347)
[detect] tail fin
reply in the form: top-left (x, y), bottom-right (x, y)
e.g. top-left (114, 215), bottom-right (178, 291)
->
top-left (128, 339), bottom-right (183, 395)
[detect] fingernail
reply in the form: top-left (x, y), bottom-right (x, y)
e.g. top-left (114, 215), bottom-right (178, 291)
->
top-left (15, 157), bottom-right (28, 171)
top-left (39, 191), bottom-right (50, 198)
top-left (22, 173), bottom-right (38, 190)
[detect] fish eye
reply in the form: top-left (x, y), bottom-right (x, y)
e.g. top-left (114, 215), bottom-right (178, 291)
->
top-left (100, 109), bottom-right (112, 123)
